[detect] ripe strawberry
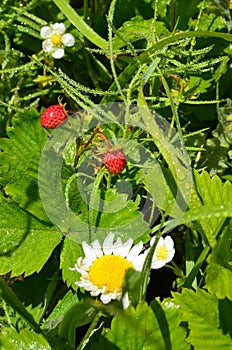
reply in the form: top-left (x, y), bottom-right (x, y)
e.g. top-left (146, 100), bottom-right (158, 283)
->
top-left (103, 148), bottom-right (126, 175)
top-left (40, 104), bottom-right (67, 129)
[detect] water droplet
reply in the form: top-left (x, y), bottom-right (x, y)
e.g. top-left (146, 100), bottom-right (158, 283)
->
top-left (184, 183), bottom-right (191, 190)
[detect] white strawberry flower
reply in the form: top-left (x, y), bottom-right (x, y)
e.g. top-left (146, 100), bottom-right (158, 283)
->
top-left (40, 23), bottom-right (75, 59)
top-left (149, 235), bottom-right (175, 269)
top-left (70, 233), bottom-right (175, 306)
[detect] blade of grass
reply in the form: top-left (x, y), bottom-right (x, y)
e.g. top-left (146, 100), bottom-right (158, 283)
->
top-left (52, 0), bottom-right (108, 51)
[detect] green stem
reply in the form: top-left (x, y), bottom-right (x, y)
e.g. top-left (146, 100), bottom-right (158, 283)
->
top-left (83, 0), bottom-right (89, 23)
top-left (52, 0), bottom-right (108, 51)
top-left (107, 0), bottom-right (126, 103)
top-left (139, 232), bottom-right (162, 302)
top-left (2, 300), bottom-right (13, 328)
top-left (76, 312), bottom-right (102, 350)
top-left (183, 245), bottom-right (210, 288)
top-left (88, 167), bottom-right (107, 239)
top-left (99, 131), bottom-right (112, 148)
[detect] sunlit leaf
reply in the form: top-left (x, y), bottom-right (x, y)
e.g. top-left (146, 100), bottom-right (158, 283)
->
top-left (173, 288), bottom-right (232, 349)
top-left (60, 236), bottom-right (82, 288)
top-left (183, 170), bottom-right (232, 246)
top-left (0, 328), bottom-right (51, 350)
top-left (0, 192), bottom-right (61, 276)
top-left (0, 109), bottom-right (49, 221)
top-left (100, 300), bottom-right (189, 350)
top-left (205, 222), bottom-right (232, 300)
top-left (112, 16), bottom-right (170, 51)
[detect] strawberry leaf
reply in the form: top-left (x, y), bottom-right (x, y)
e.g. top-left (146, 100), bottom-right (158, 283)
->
top-left (0, 109), bottom-right (49, 222)
top-left (100, 300), bottom-right (189, 350)
top-left (60, 236), bottom-right (82, 289)
top-left (183, 170), bottom-right (232, 246)
top-left (173, 288), bottom-right (232, 349)
top-left (205, 222), bottom-right (232, 300)
top-left (0, 192), bottom-right (61, 276)
top-left (0, 328), bottom-right (51, 350)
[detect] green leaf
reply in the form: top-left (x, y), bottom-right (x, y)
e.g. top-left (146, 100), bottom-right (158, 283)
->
top-left (173, 288), bottom-right (232, 349)
top-left (60, 236), bottom-right (83, 288)
top-left (0, 327), bottom-right (51, 350)
top-left (183, 170), bottom-right (232, 246)
top-left (45, 291), bottom-right (79, 326)
top-left (0, 276), bottom-right (41, 333)
top-left (0, 109), bottom-right (49, 222)
top-left (112, 16), bottom-right (170, 51)
top-left (58, 301), bottom-right (97, 348)
top-left (151, 299), bottom-right (190, 350)
top-left (0, 192), bottom-right (61, 276)
top-left (189, 13), bottom-right (227, 32)
top-left (205, 222), bottom-right (232, 300)
top-left (77, 187), bottom-right (150, 243)
top-left (100, 301), bottom-right (189, 350)
top-left (12, 259), bottom-right (58, 323)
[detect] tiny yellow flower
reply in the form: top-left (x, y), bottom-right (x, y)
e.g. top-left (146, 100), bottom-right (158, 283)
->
top-left (40, 23), bottom-right (75, 59)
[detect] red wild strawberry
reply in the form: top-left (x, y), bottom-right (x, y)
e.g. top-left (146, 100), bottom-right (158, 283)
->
top-left (103, 149), bottom-right (126, 175)
top-left (40, 104), bottom-right (67, 129)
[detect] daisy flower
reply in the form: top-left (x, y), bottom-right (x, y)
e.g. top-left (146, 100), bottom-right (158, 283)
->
top-left (71, 233), bottom-right (175, 305)
top-left (40, 23), bottom-right (75, 59)
top-left (150, 235), bottom-right (175, 269)
top-left (71, 233), bottom-right (145, 305)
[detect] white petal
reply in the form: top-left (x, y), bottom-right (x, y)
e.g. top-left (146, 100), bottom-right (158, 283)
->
top-left (82, 242), bottom-right (97, 262)
top-left (131, 253), bottom-right (147, 271)
top-left (103, 232), bottom-right (115, 255)
top-left (167, 248), bottom-right (175, 262)
top-left (151, 259), bottom-right (167, 269)
top-left (62, 33), bottom-right (75, 47)
top-left (150, 236), bottom-right (163, 247)
top-left (117, 238), bottom-right (133, 257)
top-left (42, 39), bottom-right (53, 53)
top-left (40, 26), bottom-right (52, 39)
top-left (111, 237), bottom-right (123, 256)
top-left (51, 23), bottom-right (66, 34)
top-left (91, 240), bottom-right (103, 258)
top-left (164, 236), bottom-right (174, 249)
top-left (126, 241), bottom-right (143, 262)
top-left (122, 293), bottom-right (130, 309)
top-left (78, 280), bottom-right (95, 291)
top-left (52, 47), bottom-right (65, 59)
top-left (90, 286), bottom-right (101, 296)
top-left (100, 293), bottom-right (112, 304)
top-left (80, 258), bottom-right (94, 270)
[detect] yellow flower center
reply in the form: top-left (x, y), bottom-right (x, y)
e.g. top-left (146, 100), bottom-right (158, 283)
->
top-left (155, 245), bottom-right (168, 260)
top-left (89, 255), bottom-right (134, 293)
top-left (51, 34), bottom-right (62, 46)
